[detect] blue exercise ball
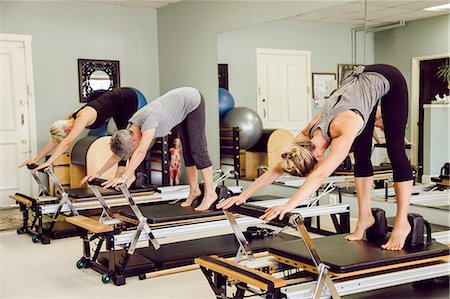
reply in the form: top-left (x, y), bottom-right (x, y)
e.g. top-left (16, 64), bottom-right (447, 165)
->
top-left (218, 88), bottom-right (235, 118)
top-left (222, 107), bottom-right (263, 149)
top-left (130, 87), bottom-right (148, 109)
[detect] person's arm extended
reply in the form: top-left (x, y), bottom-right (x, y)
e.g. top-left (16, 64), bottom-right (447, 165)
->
top-left (19, 139), bottom-right (58, 167)
top-left (32, 117), bottom-right (88, 173)
top-left (115, 165), bottom-right (126, 178)
top-left (261, 134), bottom-right (354, 221)
top-left (241, 164), bottom-right (285, 199)
top-left (104, 128), bottom-right (156, 188)
top-left (80, 154), bottom-right (121, 185)
top-left (217, 163), bottom-right (284, 209)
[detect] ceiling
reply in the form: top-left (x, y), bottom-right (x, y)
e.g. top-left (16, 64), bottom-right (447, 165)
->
top-left (291, 0), bottom-right (450, 26)
top-left (51, 0), bottom-right (450, 26)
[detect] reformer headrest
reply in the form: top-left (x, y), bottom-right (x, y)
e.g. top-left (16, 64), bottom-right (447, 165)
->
top-left (227, 204), bottom-right (292, 227)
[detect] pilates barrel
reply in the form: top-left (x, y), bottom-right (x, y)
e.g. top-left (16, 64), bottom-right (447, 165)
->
top-left (245, 129), bottom-right (294, 179)
top-left (70, 136), bottom-right (117, 188)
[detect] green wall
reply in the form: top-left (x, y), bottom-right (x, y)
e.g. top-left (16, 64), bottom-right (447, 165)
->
top-left (1, 1), bottom-right (160, 149)
top-left (375, 14), bottom-right (450, 94)
top-left (217, 19), bottom-right (373, 115)
top-left (157, 1), bottom-right (345, 166)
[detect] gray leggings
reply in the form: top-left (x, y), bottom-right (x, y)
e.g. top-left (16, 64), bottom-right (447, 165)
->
top-left (175, 96), bottom-right (212, 169)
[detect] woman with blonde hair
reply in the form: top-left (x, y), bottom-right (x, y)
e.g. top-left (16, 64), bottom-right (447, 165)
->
top-left (219, 64), bottom-right (414, 251)
top-left (19, 88), bottom-right (141, 173)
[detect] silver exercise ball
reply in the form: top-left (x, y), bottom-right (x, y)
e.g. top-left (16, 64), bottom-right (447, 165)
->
top-left (222, 107), bottom-right (263, 149)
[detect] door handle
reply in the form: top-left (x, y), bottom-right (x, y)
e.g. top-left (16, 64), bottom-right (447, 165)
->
top-left (263, 108), bottom-right (266, 118)
top-left (21, 114), bottom-right (24, 125)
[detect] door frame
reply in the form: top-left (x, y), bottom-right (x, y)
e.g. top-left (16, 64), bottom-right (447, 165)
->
top-left (1, 33), bottom-right (38, 197)
top-left (256, 48), bottom-right (312, 130)
top-left (410, 53), bottom-right (450, 166)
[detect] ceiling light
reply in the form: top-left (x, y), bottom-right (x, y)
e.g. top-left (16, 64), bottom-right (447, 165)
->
top-left (424, 3), bottom-right (450, 11)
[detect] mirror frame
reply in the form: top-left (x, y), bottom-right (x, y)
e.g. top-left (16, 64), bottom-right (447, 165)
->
top-left (78, 58), bottom-right (120, 102)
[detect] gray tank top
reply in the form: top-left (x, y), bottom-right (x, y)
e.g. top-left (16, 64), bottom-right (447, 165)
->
top-left (310, 65), bottom-right (390, 142)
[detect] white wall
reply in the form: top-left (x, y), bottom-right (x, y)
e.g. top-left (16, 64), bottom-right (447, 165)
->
top-left (217, 19), bottom-right (374, 114)
top-left (1, 1), bottom-right (159, 149)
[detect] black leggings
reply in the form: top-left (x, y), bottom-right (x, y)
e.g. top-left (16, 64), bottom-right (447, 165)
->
top-left (175, 95), bottom-right (212, 169)
top-left (353, 64), bottom-right (413, 182)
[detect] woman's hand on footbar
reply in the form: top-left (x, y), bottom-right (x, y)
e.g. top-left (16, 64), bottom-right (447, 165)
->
top-left (18, 159), bottom-right (37, 168)
top-left (103, 174), bottom-right (135, 189)
top-left (80, 173), bottom-right (100, 185)
top-left (260, 202), bottom-right (295, 223)
top-left (31, 162), bottom-right (50, 174)
top-left (216, 195), bottom-right (247, 210)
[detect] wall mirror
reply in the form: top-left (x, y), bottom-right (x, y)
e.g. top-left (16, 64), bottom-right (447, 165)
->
top-left (216, 0), bottom-right (449, 194)
top-left (78, 58), bottom-right (120, 102)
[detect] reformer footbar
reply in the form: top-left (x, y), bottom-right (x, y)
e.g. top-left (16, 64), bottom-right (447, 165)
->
top-left (27, 163), bottom-right (52, 198)
top-left (12, 164), bottom-right (79, 244)
top-left (200, 204), bottom-right (341, 299)
top-left (87, 178), bottom-right (160, 252)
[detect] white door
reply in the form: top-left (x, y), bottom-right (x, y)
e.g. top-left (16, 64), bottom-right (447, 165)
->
top-left (0, 34), bottom-right (37, 206)
top-left (257, 48), bottom-right (311, 132)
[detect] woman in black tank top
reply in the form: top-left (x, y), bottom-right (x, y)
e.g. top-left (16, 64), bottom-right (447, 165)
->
top-left (19, 87), bottom-right (139, 174)
top-left (219, 64), bottom-right (413, 251)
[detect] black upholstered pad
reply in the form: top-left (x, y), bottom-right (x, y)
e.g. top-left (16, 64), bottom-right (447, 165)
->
top-left (97, 233), bottom-right (297, 275)
top-left (335, 165), bottom-right (393, 175)
top-left (67, 185), bottom-right (157, 199)
top-left (118, 195), bottom-right (283, 224)
top-left (269, 234), bottom-right (449, 274)
top-left (137, 232), bottom-right (298, 268)
top-left (119, 204), bottom-right (223, 224)
top-left (387, 217), bottom-right (450, 233)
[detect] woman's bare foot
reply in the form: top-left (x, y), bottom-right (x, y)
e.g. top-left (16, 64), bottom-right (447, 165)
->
top-left (181, 189), bottom-right (201, 207)
top-left (345, 214), bottom-right (376, 241)
top-left (195, 192), bottom-right (218, 211)
top-left (381, 219), bottom-right (411, 251)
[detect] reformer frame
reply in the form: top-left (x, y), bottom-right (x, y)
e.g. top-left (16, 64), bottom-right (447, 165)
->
top-left (197, 204), bottom-right (341, 299)
top-left (196, 204), bottom-right (450, 299)
top-left (11, 164), bottom-right (79, 244)
top-left (70, 186), bottom-right (350, 286)
top-left (68, 171), bottom-right (246, 285)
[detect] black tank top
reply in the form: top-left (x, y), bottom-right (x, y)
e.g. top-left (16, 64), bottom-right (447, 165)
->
top-left (72, 87), bottom-right (138, 129)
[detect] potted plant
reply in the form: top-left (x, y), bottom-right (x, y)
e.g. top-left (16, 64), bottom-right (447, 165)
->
top-left (436, 62), bottom-right (450, 89)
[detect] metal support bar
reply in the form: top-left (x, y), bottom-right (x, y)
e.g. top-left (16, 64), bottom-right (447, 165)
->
top-left (223, 210), bottom-right (255, 262)
top-left (118, 183), bottom-right (160, 250)
top-left (88, 184), bottom-right (115, 221)
top-left (290, 215), bottom-right (340, 299)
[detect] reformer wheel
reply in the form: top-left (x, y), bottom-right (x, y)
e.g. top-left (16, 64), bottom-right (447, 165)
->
top-left (76, 259), bottom-right (86, 269)
top-left (16, 227), bottom-right (25, 235)
top-left (101, 273), bottom-right (112, 284)
top-left (32, 235), bottom-right (40, 243)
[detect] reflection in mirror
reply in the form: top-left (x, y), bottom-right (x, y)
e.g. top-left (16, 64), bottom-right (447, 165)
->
top-left (89, 70), bottom-right (111, 91)
top-left (217, 1), bottom-right (450, 214)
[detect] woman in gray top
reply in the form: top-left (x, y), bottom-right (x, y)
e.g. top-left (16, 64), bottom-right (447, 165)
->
top-left (219, 64), bottom-right (413, 251)
top-left (82, 87), bottom-right (217, 211)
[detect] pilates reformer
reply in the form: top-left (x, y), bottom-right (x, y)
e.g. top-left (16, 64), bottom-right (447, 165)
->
top-left (274, 172), bottom-right (392, 237)
top-left (9, 164), bottom-right (160, 244)
top-left (195, 204), bottom-right (449, 299)
top-left (67, 179), bottom-right (351, 285)
top-left (10, 164), bottom-right (81, 244)
top-left (9, 165), bottom-right (242, 244)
